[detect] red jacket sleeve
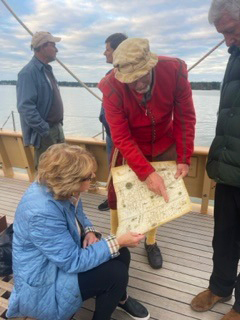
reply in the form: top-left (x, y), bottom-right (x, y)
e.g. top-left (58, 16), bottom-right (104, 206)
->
top-left (103, 96), bottom-right (155, 181)
top-left (173, 60), bottom-right (196, 165)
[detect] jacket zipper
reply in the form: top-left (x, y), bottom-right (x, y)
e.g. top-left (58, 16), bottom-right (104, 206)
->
top-left (142, 102), bottom-right (156, 160)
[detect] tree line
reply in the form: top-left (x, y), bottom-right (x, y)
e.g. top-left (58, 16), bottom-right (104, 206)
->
top-left (0, 80), bottom-right (221, 90)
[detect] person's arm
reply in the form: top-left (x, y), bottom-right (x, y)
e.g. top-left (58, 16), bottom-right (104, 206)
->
top-left (28, 202), bottom-right (145, 272)
top-left (17, 71), bottom-right (50, 137)
top-left (75, 200), bottom-right (100, 235)
top-left (99, 105), bottom-right (111, 137)
top-left (28, 206), bottom-right (114, 274)
top-left (76, 201), bottom-right (101, 248)
top-left (173, 60), bottom-right (196, 167)
top-left (103, 97), bottom-right (155, 181)
top-left (145, 171), bottom-right (169, 202)
top-left (103, 96), bottom-right (170, 200)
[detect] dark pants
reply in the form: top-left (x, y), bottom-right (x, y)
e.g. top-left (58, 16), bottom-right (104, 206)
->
top-left (34, 123), bottom-right (65, 169)
top-left (106, 134), bottom-right (113, 165)
top-left (209, 183), bottom-right (240, 312)
top-left (78, 247), bottom-right (130, 320)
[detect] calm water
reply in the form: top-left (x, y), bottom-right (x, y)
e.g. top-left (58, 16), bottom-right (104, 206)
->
top-left (0, 85), bottom-right (220, 147)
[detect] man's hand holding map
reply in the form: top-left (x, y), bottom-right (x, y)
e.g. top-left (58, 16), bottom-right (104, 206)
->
top-left (111, 161), bottom-right (192, 237)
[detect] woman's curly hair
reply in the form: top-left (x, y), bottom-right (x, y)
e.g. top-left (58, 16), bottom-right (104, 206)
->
top-left (37, 143), bottom-right (96, 200)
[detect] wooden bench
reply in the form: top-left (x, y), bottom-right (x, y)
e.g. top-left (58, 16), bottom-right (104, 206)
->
top-left (0, 275), bottom-right (73, 319)
top-left (0, 243), bottom-right (35, 320)
top-left (0, 274), bottom-right (16, 319)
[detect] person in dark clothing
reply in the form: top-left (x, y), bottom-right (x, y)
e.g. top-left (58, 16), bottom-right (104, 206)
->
top-left (17, 31), bottom-right (65, 169)
top-left (191, 1), bottom-right (240, 319)
top-left (98, 33), bottom-right (128, 211)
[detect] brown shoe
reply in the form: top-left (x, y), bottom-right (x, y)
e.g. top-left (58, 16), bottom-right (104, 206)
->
top-left (221, 309), bottom-right (240, 320)
top-left (190, 289), bottom-right (232, 312)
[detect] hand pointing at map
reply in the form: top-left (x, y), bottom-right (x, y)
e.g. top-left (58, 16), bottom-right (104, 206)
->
top-left (112, 162), bottom-right (192, 237)
top-left (145, 171), bottom-right (169, 202)
top-left (145, 164), bottom-right (189, 202)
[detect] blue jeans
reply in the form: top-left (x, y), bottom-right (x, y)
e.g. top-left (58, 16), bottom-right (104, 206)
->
top-left (106, 134), bottom-right (113, 165)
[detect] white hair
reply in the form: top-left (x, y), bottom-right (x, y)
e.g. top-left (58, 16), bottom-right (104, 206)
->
top-left (208, 0), bottom-right (240, 24)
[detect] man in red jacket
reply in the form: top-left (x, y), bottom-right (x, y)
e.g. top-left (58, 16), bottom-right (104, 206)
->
top-left (98, 38), bottom-right (196, 269)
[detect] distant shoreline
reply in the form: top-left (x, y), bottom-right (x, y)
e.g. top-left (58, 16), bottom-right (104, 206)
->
top-left (0, 80), bottom-right (221, 90)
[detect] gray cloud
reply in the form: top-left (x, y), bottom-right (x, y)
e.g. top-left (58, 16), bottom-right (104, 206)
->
top-left (0, 0), bottom-right (230, 82)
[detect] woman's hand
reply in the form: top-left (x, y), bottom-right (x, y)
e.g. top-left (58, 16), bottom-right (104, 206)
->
top-left (117, 232), bottom-right (145, 248)
top-left (83, 232), bottom-right (99, 248)
top-left (145, 172), bottom-right (169, 202)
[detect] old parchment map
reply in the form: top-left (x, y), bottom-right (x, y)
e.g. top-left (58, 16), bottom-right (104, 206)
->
top-left (112, 161), bottom-right (192, 237)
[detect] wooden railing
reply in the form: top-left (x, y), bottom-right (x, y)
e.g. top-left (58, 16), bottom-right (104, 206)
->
top-left (0, 130), bottom-right (215, 214)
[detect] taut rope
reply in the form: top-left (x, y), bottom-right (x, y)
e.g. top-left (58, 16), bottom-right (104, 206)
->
top-left (0, 0), bottom-right (102, 102)
top-left (1, 0), bottom-right (225, 98)
top-left (188, 39), bottom-right (225, 72)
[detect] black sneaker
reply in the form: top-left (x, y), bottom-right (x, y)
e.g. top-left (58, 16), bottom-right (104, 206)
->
top-left (117, 296), bottom-right (150, 320)
top-left (98, 199), bottom-right (109, 211)
top-left (145, 241), bottom-right (163, 269)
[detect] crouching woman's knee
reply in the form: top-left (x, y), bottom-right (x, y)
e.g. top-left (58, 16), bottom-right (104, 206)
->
top-left (109, 259), bottom-right (129, 291)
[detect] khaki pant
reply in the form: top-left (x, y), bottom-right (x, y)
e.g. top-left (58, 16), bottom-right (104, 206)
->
top-left (111, 144), bottom-right (177, 245)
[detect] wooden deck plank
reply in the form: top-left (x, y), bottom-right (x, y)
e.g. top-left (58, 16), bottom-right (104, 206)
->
top-left (82, 213), bottom-right (213, 252)
top-left (78, 298), bottom-right (199, 320)
top-left (81, 211), bottom-right (214, 246)
top-left (0, 177), bottom-right (232, 320)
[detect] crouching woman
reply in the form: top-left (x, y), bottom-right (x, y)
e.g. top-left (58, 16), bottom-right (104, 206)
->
top-left (7, 144), bottom-right (149, 320)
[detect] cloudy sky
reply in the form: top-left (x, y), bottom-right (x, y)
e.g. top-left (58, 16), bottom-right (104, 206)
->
top-left (0, 0), bottom-right (230, 83)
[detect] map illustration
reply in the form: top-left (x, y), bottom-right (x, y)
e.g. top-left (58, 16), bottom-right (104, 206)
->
top-left (111, 161), bottom-right (192, 237)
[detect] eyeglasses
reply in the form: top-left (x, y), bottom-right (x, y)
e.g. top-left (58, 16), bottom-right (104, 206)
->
top-left (80, 173), bottom-right (94, 182)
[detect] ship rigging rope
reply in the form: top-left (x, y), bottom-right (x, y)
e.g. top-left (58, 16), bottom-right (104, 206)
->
top-left (187, 39), bottom-right (225, 72)
top-left (1, 0), bottom-right (226, 191)
top-left (1, 0), bottom-right (225, 141)
top-left (1, 0), bottom-right (225, 99)
top-left (0, 0), bottom-right (102, 102)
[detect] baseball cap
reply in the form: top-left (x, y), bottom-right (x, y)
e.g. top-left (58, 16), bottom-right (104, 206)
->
top-left (31, 31), bottom-right (61, 49)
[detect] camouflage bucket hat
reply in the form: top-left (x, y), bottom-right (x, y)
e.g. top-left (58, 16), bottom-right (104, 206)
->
top-left (113, 38), bottom-right (158, 83)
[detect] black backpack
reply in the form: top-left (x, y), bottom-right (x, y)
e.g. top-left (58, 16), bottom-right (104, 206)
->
top-left (0, 224), bottom-right (13, 276)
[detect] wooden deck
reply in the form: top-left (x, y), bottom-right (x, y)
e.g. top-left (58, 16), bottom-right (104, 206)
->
top-left (0, 176), bottom-right (233, 320)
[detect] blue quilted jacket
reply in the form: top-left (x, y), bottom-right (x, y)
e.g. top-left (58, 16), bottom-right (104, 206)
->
top-left (7, 183), bottom-right (112, 320)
